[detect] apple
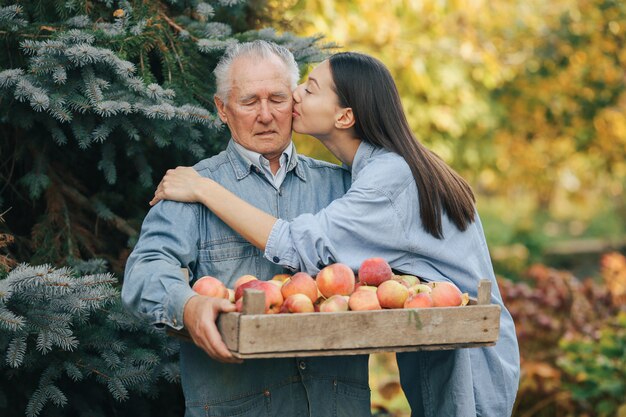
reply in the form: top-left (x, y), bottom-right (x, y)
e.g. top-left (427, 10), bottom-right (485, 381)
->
top-left (358, 257), bottom-right (393, 287)
top-left (428, 281), bottom-right (464, 307)
top-left (234, 280), bottom-right (283, 313)
top-left (348, 288), bottom-right (382, 311)
top-left (404, 292), bottom-right (433, 308)
top-left (356, 285), bottom-right (377, 292)
top-left (393, 274), bottom-right (420, 288)
top-left (192, 276), bottom-right (229, 299)
top-left (271, 273), bottom-right (292, 283)
top-left (233, 274), bottom-right (257, 292)
top-left (282, 293), bottom-right (315, 313)
top-left (319, 294), bottom-right (349, 312)
top-left (281, 272), bottom-right (319, 303)
top-left (316, 263), bottom-right (356, 298)
top-left (268, 280), bottom-right (284, 288)
top-left (376, 280), bottom-right (409, 309)
top-left (408, 283), bottom-right (432, 296)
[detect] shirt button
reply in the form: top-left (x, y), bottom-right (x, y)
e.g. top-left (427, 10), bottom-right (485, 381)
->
top-left (273, 256), bottom-right (280, 263)
top-left (299, 361), bottom-right (306, 370)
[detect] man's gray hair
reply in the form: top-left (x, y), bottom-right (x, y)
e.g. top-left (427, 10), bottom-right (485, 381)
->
top-left (214, 40), bottom-right (300, 103)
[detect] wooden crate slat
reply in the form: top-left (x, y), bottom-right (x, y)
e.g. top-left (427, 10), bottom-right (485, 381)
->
top-left (230, 341), bottom-right (497, 359)
top-left (235, 304), bottom-right (500, 354)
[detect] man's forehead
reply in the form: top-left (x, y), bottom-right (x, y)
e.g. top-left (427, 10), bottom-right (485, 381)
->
top-left (230, 57), bottom-right (292, 93)
top-left (232, 79), bottom-right (291, 97)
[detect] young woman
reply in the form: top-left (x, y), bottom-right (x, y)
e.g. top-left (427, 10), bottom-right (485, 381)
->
top-left (151, 52), bottom-right (520, 416)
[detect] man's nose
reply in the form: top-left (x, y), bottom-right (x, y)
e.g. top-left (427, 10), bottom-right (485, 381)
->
top-left (258, 100), bottom-right (272, 123)
top-left (293, 85), bottom-right (303, 103)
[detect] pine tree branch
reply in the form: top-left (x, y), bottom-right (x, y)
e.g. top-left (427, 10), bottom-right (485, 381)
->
top-left (75, 360), bottom-right (111, 380)
top-left (57, 182), bottom-right (138, 238)
top-left (158, 12), bottom-right (197, 42)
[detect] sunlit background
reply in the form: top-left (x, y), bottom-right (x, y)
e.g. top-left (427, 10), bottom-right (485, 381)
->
top-left (277, 1), bottom-right (626, 414)
top-left (275, 0), bottom-right (626, 280)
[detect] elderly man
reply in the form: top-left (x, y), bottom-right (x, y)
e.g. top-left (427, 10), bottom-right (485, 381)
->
top-left (122, 41), bottom-right (371, 416)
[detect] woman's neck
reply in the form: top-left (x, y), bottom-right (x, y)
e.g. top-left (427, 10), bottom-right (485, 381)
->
top-left (319, 132), bottom-right (362, 167)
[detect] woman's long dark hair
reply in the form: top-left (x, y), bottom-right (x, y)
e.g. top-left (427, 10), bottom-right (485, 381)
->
top-left (328, 52), bottom-right (475, 239)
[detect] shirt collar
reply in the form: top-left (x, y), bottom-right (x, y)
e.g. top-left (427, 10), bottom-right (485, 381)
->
top-left (350, 140), bottom-right (381, 182)
top-left (227, 139), bottom-right (304, 181)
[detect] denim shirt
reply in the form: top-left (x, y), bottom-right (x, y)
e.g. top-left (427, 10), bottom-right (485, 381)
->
top-left (122, 140), bottom-right (371, 417)
top-left (266, 141), bottom-right (521, 416)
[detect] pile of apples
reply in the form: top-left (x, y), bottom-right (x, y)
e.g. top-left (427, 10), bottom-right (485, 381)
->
top-left (192, 257), bottom-right (469, 314)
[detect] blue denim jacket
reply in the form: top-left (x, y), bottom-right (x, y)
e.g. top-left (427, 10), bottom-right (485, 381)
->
top-left (266, 141), bottom-right (521, 417)
top-left (122, 140), bottom-right (371, 417)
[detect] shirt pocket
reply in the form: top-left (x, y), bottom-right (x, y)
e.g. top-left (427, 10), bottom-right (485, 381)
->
top-left (198, 237), bottom-right (261, 287)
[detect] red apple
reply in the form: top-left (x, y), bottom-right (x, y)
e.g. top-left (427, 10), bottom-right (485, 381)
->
top-left (316, 263), bottom-right (356, 298)
top-left (358, 257), bottom-right (393, 287)
top-left (376, 279), bottom-right (409, 309)
top-left (319, 294), bottom-right (349, 312)
top-left (348, 288), bottom-right (382, 311)
top-left (428, 281), bottom-right (464, 307)
top-left (233, 274), bottom-right (257, 292)
top-left (234, 280), bottom-right (283, 313)
top-left (404, 292), bottom-right (433, 308)
top-left (281, 272), bottom-right (319, 303)
top-left (268, 280), bottom-right (284, 288)
top-left (192, 276), bottom-right (229, 299)
top-left (282, 293), bottom-right (315, 313)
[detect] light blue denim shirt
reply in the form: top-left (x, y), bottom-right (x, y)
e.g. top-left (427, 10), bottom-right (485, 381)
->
top-left (122, 140), bottom-right (371, 417)
top-left (266, 141), bottom-right (521, 417)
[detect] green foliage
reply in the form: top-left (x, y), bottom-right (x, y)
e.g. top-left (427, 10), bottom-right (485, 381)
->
top-left (0, 0), bottom-right (330, 272)
top-left (558, 312), bottom-right (626, 417)
top-left (496, 252), bottom-right (626, 417)
top-left (0, 262), bottom-right (182, 417)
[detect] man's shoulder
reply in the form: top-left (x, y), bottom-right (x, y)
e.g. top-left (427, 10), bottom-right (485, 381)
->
top-left (191, 149), bottom-right (231, 177)
top-left (296, 154), bottom-right (346, 172)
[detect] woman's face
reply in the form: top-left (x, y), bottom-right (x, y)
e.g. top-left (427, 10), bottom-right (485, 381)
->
top-left (292, 60), bottom-right (344, 138)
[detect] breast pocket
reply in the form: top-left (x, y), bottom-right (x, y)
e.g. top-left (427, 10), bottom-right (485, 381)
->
top-left (198, 237), bottom-right (261, 287)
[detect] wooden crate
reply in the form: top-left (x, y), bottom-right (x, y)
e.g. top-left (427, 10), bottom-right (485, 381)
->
top-left (168, 279), bottom-right (500, 359)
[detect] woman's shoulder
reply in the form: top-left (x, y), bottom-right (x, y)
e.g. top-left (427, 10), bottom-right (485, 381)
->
top-left (356, 150), bottom-right (413, 191)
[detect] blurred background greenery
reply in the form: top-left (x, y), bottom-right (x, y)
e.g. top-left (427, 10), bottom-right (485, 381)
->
top-left (282, 0), bottom-right (626, 281)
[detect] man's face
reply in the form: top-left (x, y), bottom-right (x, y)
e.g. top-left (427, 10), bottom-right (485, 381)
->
top-left (215, 55), bottom-right (294, 161)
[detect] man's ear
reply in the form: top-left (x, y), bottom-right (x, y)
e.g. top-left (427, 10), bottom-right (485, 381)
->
top-left (335, 108), bottom-right (355, 130)
top-left (214, 95), bottom-right (228, 124)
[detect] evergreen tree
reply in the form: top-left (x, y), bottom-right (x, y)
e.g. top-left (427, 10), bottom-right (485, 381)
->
top-left (0, 1), bottom-right (329, 415)
top-left (0, 0), bottom-right (328, 272)
top-left (1, 260), bottom-right (182, 417)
